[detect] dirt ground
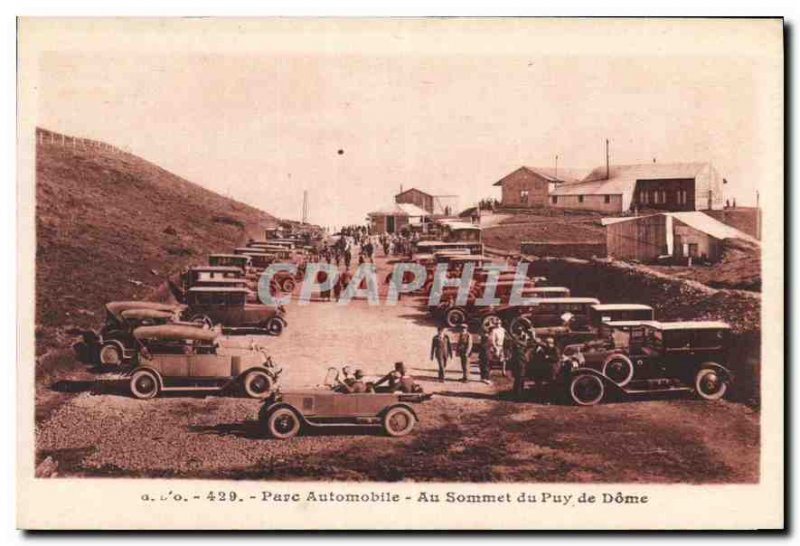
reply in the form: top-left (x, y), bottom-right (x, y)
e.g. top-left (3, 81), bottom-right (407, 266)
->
top-left (35, 254), bottom-right (760, 483)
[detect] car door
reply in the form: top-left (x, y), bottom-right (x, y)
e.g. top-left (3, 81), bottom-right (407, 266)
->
top-left (154, 354), bottom-right (190, 378)
top-left (189, 353), bottom-right (229, 378)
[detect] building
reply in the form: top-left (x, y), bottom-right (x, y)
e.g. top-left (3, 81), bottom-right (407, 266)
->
top-left (603, 211), bottom-right (759, 262)
top-left (367, 203), bottom-right (430, 235)
top-left (550, 162), bottom-right (724, 214)
top-left (492, 166), bottom-right (587, 208)
top-left (395, 187), bottom-right (459, 216)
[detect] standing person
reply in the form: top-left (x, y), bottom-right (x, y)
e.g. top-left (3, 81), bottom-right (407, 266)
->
top-left (455, 324), bottom-right (473, 382)
top-left (488, 323), bottom-right (508, 375)
top-left (478, 330), bottom-right (491, 384)
top-left (430, 326), bottom-right (453, 382)
top-left (343, 240), bottom-right (352, 269)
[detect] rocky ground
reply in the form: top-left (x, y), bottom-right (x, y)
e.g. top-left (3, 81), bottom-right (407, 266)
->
top-left (34, 254), bottom-right (760, 483)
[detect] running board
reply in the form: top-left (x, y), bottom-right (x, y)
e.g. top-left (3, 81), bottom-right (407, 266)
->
top-left (623, 386), bottom-right (692, 395)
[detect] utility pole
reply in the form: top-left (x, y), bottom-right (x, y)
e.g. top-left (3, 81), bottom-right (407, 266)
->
top-left (605, 139), bottom-right (610, 179)
top-left (555, 155), bottom-right (559, 181)
top-left (302, 190), bottom-right (308, 224)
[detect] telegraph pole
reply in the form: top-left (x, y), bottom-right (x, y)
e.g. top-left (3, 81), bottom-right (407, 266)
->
top-left (302, 190), bottom-right (308, 224)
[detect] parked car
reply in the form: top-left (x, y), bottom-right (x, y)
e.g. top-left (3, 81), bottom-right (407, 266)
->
top-left (79, 301), bottom-right (187, 366)
top-left (566, 320), bottom-right (734, 405)
top-left (258, 369), bottom-right (431, 439)
top-left (184, 286), bottom-right (287, 335)
top-left (504, 297), bottom-right (601, 343)
top-left (128, 324), bottom-right (282, 399)
top-left (208, 253), bottom-right (252, 271)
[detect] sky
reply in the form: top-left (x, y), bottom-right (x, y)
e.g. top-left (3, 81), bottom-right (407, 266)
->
top-left (31, 19), bottom-right (782, 229)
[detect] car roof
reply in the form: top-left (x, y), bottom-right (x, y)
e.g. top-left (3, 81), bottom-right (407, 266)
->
top-left (209, 254), bottom-right (250, 260)
top-left (193, 278), bottom-right (247, 284)
top-left (190, 266), bottom-right (243, 272)
top-left (120, 309), bottom-right (174, 320)
top-left (530, 286), bottom-right (570, 291)
top-left (592, 303), bottom-right (653, 311)
top-left (106, 301), bottom-right (183, 317)
top-left (601, 320), bottom-right (651, 327)
top-left (188, 286), bottom-right (250, 293)
top-left (133, 324), bottom-right (219, 342)
top-left (531, 297), bottom-right (601, 304)
top-left (639, 320), bottom-right (731, 330)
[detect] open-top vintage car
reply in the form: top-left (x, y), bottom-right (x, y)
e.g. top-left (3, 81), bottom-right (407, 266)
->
top-left (566, 320), bottom-right (734, 406)
top-left (128, 324), bottom-right (281, 399)
top-left (79, 301), bottom-right (188, 366)
top-left (258, 368), bottom-right (431, 439)
top-left (185, 286), bottom-right (287, 335)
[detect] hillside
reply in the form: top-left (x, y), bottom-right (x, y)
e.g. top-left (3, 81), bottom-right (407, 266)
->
top-left (35, 128), bottom-right (278, 348)
top-left (481, 210), bottom-right (605, 251)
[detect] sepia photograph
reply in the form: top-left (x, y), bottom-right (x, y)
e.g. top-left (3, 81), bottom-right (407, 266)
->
top-left (15, 16), bottom-right (784, 530)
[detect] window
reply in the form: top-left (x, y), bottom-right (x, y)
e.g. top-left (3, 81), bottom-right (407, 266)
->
top-left (551, 196), bottom-right (558, 204)
top-left (677, 190), bottom-right (688, 205)
top-left (519, 189), bottom-right (529, 204)
top-left (578, 195), bottom-right (584, 203)
top-left (604, 195), bottom-right (611, 204)
top-left (653, 191), bottom-right (660, 205)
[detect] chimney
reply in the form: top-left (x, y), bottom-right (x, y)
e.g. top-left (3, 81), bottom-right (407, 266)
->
top-left (605, 139), bottom-right (610, 179)
top-left (554, 155), bottom-right (559, 181)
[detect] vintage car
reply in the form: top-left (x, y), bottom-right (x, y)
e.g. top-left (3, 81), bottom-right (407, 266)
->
top-left (127, 325), bottom-right (281, 399)
top-left (233, 248), bottom-right (277, 270)
top-left (442, 290), bottom-right (582, 331)
top-left (184, 286), bottom-right (287, 335)
top-left (79, 301), bottom-right (188, 366)
top-left (209, 253), bottom-right (252, 271)
top-left (258, 369), bottom-right (431, 439)
top-left (566, 320), bottom-right (734, 405)
top-left (502, 297), bottom-right (601, 342)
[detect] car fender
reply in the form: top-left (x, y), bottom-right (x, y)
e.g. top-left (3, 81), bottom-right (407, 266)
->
top-left (258, 402), bottom-right (309, 426)
top-left (697, 361), bottom-right (733, 382)
top-left (127, 366), bottom-right (165, 389)
top-left (381, 403), bottom-right (418, 421)
top-left (571, 367), bottom-right (625, 394)
top-left (236, 365), bottom-right (280, 382)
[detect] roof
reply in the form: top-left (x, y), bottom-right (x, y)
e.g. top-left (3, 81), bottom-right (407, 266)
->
top-left (601, 212), bottom-right (760, 244)
top-left (493, 166), bottom-right (590, 186)
top-left (551, 163), bottom-right (710, 204)
top-left (395, 187), bottom-right (433, 199)
top-left (439, 220), bottom-right (481, 231)
top-left (529, 287), bottom-right (571, 292)
top-left (133, 324), bottom-right (219, 342)
top-left (592, 303), bottom-right (653, 311)
top-left (368, 203), bottom-right (430, 217)
top-left (639, 320), bottom-right (731, 330)
top-left (528, 297), bottom-right (601, 304)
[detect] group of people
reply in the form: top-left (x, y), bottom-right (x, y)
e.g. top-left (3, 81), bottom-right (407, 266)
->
top-left (430, 322), bottom-right (562, 394)
top-left (333, 362), bottom-right (420, 394)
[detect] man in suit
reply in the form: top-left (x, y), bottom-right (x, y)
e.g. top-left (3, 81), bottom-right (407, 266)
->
top-left (430, 326), bottom-right (453, 382)
top-left (455, 324), bottom-right (473, 382)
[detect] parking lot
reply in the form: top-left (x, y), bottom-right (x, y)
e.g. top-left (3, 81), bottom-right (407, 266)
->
top-left (35, 255), bottom-right (760, 483)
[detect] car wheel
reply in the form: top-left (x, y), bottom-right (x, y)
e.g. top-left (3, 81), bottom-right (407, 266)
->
top-left (266, 318), bottom-right (284, 336)
top-left (267, 407), bottom-right (301, 439)
top-left (481, 314), bottom-right (501, 332)
top-left (509, 316), bottom-right (534, 344)
top-left (602, 355), bottom-right (634, 387)
top-left (99, 342), bottom-right (123, 367)
top-left (281, 278), bottom-right (296, 293)
top-left (130, 370), bottom-right (160, 399)
top-left (383, 406), bottom-right (416, 437)
top-left (445, 307), bottom-right (467, 328)
top-left (569, 374), bottom-right (605, 406)
top-left (243, 370), bottom-right (273, 399)
top-left (191, 314), bottom-right (213, 328)
top-left (694, 367), bottom-right (728, 401)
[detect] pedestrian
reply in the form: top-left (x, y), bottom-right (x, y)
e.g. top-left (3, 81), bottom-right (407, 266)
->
top-left (455, 324), bottom-right (473, 382)
top-left (488, 323), bottom-right (508, 375)
top-left (430, 326), bottom-right (453, 382)
top-left (478, 330), bottom-right (491, 384)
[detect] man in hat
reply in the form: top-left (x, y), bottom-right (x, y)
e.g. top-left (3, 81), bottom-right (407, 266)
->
top-left (455, 324), bottom-right (473, 382)
top-left (430, 326), bottom-right (453, 382)
top-left (373, 361), bottom-right (418, 393)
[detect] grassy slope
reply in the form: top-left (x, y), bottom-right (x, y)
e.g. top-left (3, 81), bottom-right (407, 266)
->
top-left (482, 210), bottom-right (605, 251)
top-left (35, 128), bottom-right (278, 346)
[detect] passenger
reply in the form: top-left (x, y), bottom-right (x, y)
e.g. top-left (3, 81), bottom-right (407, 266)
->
top-left (373, 361), bottom-right (418, 393)
top-left (342, 369), bottom-right (368, 394)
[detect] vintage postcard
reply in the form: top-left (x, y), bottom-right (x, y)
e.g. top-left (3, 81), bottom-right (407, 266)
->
top-left (17, 17), bottom-right (784, 530)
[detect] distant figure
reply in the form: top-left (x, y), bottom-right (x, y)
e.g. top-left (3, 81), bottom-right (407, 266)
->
top-left (733, 198), bottom-right (737, 208)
